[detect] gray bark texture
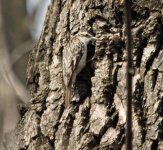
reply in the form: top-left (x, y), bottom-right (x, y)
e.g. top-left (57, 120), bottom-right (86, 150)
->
top-left (6, 0), bottom-right (163, 149)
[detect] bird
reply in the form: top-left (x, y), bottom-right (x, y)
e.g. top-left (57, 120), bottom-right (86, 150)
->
top-left (63, 32), bottom-right (96, 107)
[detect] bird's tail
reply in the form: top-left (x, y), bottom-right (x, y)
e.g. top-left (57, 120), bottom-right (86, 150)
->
top-left (65, 85), bottom-right (71, 107)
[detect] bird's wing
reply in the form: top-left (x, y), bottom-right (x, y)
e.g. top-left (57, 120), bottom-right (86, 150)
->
top-left (63, 37), bottom-right (85, 86)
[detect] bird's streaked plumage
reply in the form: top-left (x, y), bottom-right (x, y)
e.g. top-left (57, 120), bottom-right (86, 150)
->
top-left (63, 32), bottom-right (96, 107)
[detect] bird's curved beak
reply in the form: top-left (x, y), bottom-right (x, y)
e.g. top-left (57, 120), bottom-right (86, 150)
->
top-left (92, 37), bottom-right (97, 40)
top-left (91, 37), bottom-right (97, 45)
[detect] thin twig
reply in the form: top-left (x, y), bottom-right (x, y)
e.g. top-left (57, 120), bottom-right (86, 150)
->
top-left (124, 0), bottom-right (133, 149)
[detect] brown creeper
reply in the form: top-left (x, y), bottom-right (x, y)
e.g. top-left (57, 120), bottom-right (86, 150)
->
top-left (63, 32), bottom-right (96, 107)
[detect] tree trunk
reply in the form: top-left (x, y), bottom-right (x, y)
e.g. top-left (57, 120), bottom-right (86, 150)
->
top-left (8, 0), bottom-right (163, 149)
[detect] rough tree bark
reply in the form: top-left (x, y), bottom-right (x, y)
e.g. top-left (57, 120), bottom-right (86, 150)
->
top-left (7, 0), bottom-right (163, 149)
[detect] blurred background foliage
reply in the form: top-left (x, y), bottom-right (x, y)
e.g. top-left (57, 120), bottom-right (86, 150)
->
top-left (0, 0), bottom-right (50, 145)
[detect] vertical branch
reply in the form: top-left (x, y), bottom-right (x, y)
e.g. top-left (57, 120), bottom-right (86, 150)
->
top-left (124, 0), bottom-right (133, 149)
